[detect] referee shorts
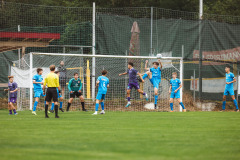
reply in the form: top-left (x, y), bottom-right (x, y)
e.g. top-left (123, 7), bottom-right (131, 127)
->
top-left (45, 87), bottom-right (58, 102)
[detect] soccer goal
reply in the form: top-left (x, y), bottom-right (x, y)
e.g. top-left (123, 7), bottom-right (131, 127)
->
top-left (12, 52), bottom-right (183, 112)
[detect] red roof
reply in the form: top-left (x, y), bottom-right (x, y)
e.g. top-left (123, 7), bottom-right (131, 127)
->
top-left (0, 32), bottom-right (60, 39)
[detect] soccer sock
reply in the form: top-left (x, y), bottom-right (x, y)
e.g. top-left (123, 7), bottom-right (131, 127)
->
top-left (170, 103), bottom-right (173, 111)
top-left (51, 103), bottom-right (54, 110)
top-left (142, 73), bottom-right (148, 79)
top-left (45, 105), bottom-right (48, 116)
top-left (33, 101), bottom-right (38, 111)
top-left (95, 103), bottom-right (99, 111)
top-left (54, 105), bottom-right (59, 116)
top-left (67, 103), bottom-right (71, 111)
top-left (233, 99), bottom-right (239, 110)
top-left (9, 110), bottom-right (12, 114)
top-left (81, 102), bottom-right (85, 110)
top-left (222, 101), bottom-right (226, 110)
top-left (179, 102), bottom-right (185, 109)
top-left (154, 95), bottom-right (158, 104)
top-left (59, 102), bottom-right (63, 109)
top-left (127, 97), bottom-right (131, 102)
top-left (143, 92), bottom-right (146, 95)
top-left (101, 102), bottom-right (104, 110)
top-left (13, 109), bottom-right (16, 114)
top-left (44, 101), bottom-right (46, 106)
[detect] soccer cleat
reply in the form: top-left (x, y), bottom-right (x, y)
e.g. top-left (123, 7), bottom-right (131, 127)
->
top-left (32, 111), bottom-right (37, 115)
top-left (170, 110), bottom-right (174, 112)
top-left (92, 112), bottom-right (98, 115)
top-left (137, 77), bottom-right (143, 82)
top-left (100, 110), bottom-right (105, 114)
top-left (48, 111), bottom-right (51, 114)
top-left (82, 108), bottom-right (88, 112)
top-left (55, 115), bottom-right (60, 118)
top-left (183, 109), bottom-right (186, 112)
top-left (50, 110), bottom-right (54, 113)
top-left (236, 109), bottom-right (239, 112)
top-left (14, 113), bottom-right (18, 115)
top-left (145, 94), bottom-right (148, 101)
top-left (45, 115), bottom-right (49, 118)
top-left (8, 113), bottom-right (12, 115)
top-left (59, 108), bottom-right (64, 112)
top-left (220, 110), bottom-right (225, 112)
top-left (125, 102), bottom-right (131, 108)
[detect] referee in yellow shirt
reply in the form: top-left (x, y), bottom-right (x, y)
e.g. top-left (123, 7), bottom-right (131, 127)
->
top-left (43, 65), bottom-right (61, 118)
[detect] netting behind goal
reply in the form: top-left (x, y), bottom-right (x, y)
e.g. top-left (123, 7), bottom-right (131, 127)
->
top-left (13, 53), bottom-right (182, 112)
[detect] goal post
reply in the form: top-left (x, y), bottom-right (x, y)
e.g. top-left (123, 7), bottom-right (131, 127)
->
top-left (27, 52), bottom-right (183, 112)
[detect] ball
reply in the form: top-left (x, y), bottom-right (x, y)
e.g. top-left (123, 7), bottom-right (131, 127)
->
top-left (157, 54), bottom-right (162, 58)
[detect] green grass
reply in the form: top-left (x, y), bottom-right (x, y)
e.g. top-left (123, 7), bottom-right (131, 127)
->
top-left (0, 110), bottom-right (240, 160)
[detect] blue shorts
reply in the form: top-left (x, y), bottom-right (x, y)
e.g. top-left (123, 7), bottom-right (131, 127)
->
top-left (34, 90), bottom-right (45, 98)
top-left (96, 92), bottom-right (106, 100)
top-left (224, 88), bottom-right (234, 96)
top-left (57, 90), bottom-right (62, 99)
top-left (170, 91), bottom-right (180, 99)
top-left (149, 77), bottom-right (161, 89)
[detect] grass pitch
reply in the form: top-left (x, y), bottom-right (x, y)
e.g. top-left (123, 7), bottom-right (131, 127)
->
top-left (0, 110), bottom-right (240, 160)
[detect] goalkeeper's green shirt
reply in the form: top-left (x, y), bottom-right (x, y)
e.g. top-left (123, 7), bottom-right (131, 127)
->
top-left (68, 78), bottom-right (82, 92)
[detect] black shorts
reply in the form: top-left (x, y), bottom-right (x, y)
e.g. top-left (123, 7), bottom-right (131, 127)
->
top-left (45, 87), bottom-right (58, 102)
top-left (59, 77), bottom-right (67, 87)
top-left (70, 91), bottom-right (82, 98)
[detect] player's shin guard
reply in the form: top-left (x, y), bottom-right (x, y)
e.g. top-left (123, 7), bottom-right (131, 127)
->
top-left (33, 101), bottom-right (38, 111)
top-left (51, 103), bottom-right (54, 110)
top-left (170, 103), bottom-right (173, 111)
top-left (60, 102), bottom-right (63, 109)
top-left (142, 73), bottom-right (148, 79)
top-left (222, 101), bottom-right (226, 110)
top-left (233, 99), bottom-right (239, 110)
top-left (67, 103), bottom-right (71, 111)
top-left (54, 105), bottom-right (59, 117)
top-left (179, 102), bottom-right (185, 109)
top-left (154, 95), bottom-right (158, 105)
top-left (81, 102), bottom-right (85, 110)
top-left (127, 97), bottom-right (131, 102)
top-left (45, 105), bottom-right (49, 116)
top-left (95, 103), bottom-right (99, 111)
top-left (101, 102), bottom-right (104, 110)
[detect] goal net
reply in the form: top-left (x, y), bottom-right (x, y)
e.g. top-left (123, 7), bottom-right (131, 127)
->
top-left (12, 52), bottom-right (183, 112)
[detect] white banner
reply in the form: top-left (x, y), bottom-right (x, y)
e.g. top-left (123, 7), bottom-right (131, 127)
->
top-left (11, 67), bottom-right (50, 88)
top-left (190, 77), bottom-right (237, 93)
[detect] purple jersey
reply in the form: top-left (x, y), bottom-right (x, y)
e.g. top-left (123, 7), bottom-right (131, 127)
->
top-left (127, 68), bottom-right (138, 83)
top-left (8, 82), bottom-right (18, 98)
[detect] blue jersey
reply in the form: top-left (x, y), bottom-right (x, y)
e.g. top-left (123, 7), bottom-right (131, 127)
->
top-left (97, 76), bottom-right (109, 94)
top-left (150, 67), bottom-right (161, 79)
top-left (170, 78), bottom-right (181, 92)
top-left (33, 74), bottom-right (43, 91)
top-left (225, 72), bottom-right (234, 90)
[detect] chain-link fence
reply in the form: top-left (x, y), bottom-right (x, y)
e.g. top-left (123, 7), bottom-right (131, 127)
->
top-left (1, 2), bottom-right (240, 111)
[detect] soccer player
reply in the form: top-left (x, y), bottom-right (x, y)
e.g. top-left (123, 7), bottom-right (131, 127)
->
top-left (221, 66), bottom-right (239, 112)
top-left (142, 59), bottom-right (162, 109)
top-left (57, 61), bottom-right (67, 98)
top-left (119, 62), bottom-right (148, 108)
top-left (93, 70), bottom-right (109, 115)
top-left (32, 68), bottom-right (46, 115)
top-left (169, 72), bottom-right (186, 112)
top-left (66, 73), bottom-right (87, 112)
top-left (50, 71), bottom-right (64, 113)
top-left (43, 65), bottom-right (61, 118)
top-left (4, 76), bottom-right (18, 115)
